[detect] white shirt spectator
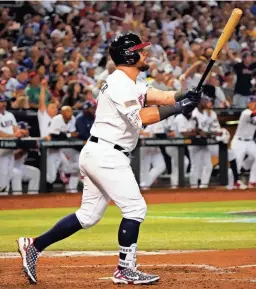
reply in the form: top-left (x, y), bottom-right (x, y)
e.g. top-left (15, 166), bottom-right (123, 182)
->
top-left (37, 110), bottom-right (52, 138)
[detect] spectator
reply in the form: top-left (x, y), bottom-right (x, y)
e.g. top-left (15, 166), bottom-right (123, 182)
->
top-left (149, 69), bottom-right (168, 91)
top-left (61, 82), bottom-right (83, 109)
top-left (75, 100), bottom-right (96, 141)
top-left (16, 24), bottom-right (34, 47)
top-left (26, 72), bottom-right (51, 109)
top-left (11, 83), bottom-right (30, 109)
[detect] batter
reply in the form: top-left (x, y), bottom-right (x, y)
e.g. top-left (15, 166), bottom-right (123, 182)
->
top-left (17, 33), bottom-right (201, 285)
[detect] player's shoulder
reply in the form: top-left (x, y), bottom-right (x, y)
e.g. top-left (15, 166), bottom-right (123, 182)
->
top-left (175, 113), bottom-right (186, 122)
top-left (3, 110), bottom-right (15, 119)
top-left (107, 69), bottom-right (132, 86)
top-left (192, 107), bottom-right (200, 117)
top-left (52, 114), bottom-right (62, 122)
top-left (241, 108), bottom-right (252, 117)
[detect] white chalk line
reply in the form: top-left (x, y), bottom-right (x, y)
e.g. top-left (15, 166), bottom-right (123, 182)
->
top-left (0, 249), bottom-right (215, 259)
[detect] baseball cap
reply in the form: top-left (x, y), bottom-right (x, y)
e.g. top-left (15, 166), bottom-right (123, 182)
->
top-left (18, 121), bottom-right (31, 130)
top-left (0, 94), bottom-right (8, 102)
top-left (248, 95), bottom-right (256, 103)
top-left (16, 83), bottom-right (27, 90)
top-left (83, 100), bottom-right (97, 109)
top-left (17, 66), bottom-right (28, 74)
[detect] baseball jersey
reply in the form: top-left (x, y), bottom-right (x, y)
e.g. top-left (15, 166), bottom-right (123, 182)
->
top-left (90, 69), bottom-right (149, 152)
top-left (173, 114), bottom-right (195, 137)
top-left (0, 110), bottom-right (17, 134)
top-left (191, 107), bottom-right (206, 131)
top-left (143, 120), bottom-right (166, 136)
top-left (48, 114), bottom-right (76, 135)
top-left (37, 110), bottom-right (52, 138)
top-left (234, 109), bottom-right (256, 140)
top-left (203, 110), bottom-right (221, 133)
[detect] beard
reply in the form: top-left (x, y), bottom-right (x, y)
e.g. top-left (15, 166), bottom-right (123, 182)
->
top-left (139, 64), bottom-right (149, 72)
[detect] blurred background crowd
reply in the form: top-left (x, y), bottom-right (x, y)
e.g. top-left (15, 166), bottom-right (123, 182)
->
top-left (1, 1), bottom-right (256, 194)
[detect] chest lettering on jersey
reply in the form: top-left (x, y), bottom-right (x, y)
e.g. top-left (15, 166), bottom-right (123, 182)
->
top-left (1, 120), bottom-right (13, 128)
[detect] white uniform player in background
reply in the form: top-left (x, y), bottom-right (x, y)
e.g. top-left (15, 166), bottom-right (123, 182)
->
top-left (139, 121), bottom-right (166, 189)
top-left (11, 122), bottom-right (40, 195)
top-left (189, 97), bottom-right (213, 188)
top-left (165, 114), bottom-right (194, 188)
top-left (201, 97), bottom-right (247, 190)
top-left (17, 33), bottom-right (201, 285)
top-left (0, 94), bottom-right (25, 195)
top-left (47, 106), bottom-right (80, 193)
top-left (231, 96), bottom-right (256, 188)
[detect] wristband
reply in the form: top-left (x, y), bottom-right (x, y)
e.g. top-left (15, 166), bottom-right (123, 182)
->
top-left (158, 103), bottom-right (182, 121)
top-left (66, 133), bottom-right (71, 138)
top-left (174, 90), bottom-right (184, 102)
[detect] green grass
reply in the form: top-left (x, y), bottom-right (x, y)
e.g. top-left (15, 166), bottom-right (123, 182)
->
top-left (0, 200), bottom-right (255, 252)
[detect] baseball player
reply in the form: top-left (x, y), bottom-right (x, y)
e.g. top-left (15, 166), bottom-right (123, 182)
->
top-left (0, 94), bottom-right (24, 195)
top-left (231, 96), bottom-right (256, 188)
top-left (140, 121), bottom-right (166, 189)
top-left (11, 122), bottom-right (40, 195)
top-left (201, 97), bottom-right (247, 190)
top-left (189, 97), bottom-right (213, 188)
top-left (165, 114), bottom-right (194, 188)
top-left (17, 33), bottom-right (201, 285)
top-left (47, 106), bottom-right (80, 193)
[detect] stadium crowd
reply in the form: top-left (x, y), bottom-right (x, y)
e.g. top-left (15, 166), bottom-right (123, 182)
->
top-left (1, 1), bottom-right (256, 195)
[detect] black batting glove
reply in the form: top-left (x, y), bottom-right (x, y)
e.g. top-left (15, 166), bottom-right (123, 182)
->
top-left (176, 98), bottom-right (198, 114)
top-left (183, 88), bottom-right (202, 102)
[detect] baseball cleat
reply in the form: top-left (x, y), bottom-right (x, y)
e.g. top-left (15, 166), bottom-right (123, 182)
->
top-left (112, 266), bottom-right (160, 285)
top-left (233, 180), bottom-right (247, 190)
top-left (16, 237), bottom-right (39, 284)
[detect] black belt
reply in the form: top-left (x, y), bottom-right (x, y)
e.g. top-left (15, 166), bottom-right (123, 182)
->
top-left (238, 138), bottom-right (252, 141)
top-left (89, 136), bottom-right (129, 157)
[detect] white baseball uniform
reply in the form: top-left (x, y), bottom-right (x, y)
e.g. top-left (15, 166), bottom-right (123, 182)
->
top-left (189, 108), bottom-right (213, 188)
top-left (77, 69), bottom-right (149, 229)
top-left (165, 114), bottom-right (190, 188)
top-left (11, 151), bottom-right (40, 195)
top-left (140, 121), bottom-right (166, 188)
top-left (48, 114), bottom-right (80, 193)
top-left (231, 109), bottom-right (256, 183)
top-left (0, 110), bottom-right (16, 194)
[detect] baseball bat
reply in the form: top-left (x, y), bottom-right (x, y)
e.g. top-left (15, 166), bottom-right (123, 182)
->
top-left (196, 8), bottom-right (243, 91)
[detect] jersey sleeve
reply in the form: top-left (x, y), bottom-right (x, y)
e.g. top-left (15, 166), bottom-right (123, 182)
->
top-left (106, 78), bottom-right (144, 129)
top-left (10, 113), bottom-right (17, 126)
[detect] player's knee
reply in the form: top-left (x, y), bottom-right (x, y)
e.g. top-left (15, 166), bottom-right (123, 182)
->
top-left (75, 208), bottom-right (103, 229)
top-left (122, 198), bottom-right (147, 223)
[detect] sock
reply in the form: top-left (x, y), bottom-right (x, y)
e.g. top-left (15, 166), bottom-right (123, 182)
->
top-left (118, 218), bottom-right (141, 270)
top-left (33, 213), bottom-right (82, 252)
top-left (230, 159), bottom-right (239, 182)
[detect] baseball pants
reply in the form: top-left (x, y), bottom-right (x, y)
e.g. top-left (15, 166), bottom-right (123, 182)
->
top-left (231, 139), bottom-right (256, 183)
top-left (11, 165), bottom-right (40, 194)
top-left (140, 147), bottom-right (166, 187)
top-left (76, 140), bottom-right (147, 229)
top-left (165, 146), bottom-right (189, 187)
top-left (0, 152), bottom-right (14, 194)
top-left (189, 146), bottom-right (213, 187)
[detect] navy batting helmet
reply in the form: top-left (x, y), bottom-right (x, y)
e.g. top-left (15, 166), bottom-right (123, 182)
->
top-left (109, 33), bottom-right (151, 66)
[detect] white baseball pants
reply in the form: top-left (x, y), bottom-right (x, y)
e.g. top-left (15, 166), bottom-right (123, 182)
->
top-left (231, 139), bottom-right (256, 183)
top-left (11, 165), bottom-right (40, 194)
top-left (0, 152), bottom-right (14, 194)
top-left (189, 146), bottom-right (213, 187)
top-left (165, 146), bottom-right (189, 187)
top-left (140, 147), bottom-right (166, 187)
top-left (76, 141), bottom-right (147, 229)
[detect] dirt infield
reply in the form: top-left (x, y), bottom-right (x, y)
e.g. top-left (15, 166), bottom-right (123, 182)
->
top-left (0, 189), bottom-right (255, 289)
top-left (0, 249), bottom-right (255, 289)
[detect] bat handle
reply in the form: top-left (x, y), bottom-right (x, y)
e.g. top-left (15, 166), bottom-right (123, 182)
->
top-left (196, 59), bottom-right (215, 92)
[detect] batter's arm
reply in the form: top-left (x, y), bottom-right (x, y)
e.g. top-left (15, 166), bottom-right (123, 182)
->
top-left (145, 87), bottom-right (177, 106)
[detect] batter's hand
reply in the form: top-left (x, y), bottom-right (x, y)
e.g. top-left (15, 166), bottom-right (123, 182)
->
top-left (177, 98), bottom-right (198, 114)
top-left (183, 88), bottom-right (202, 103)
